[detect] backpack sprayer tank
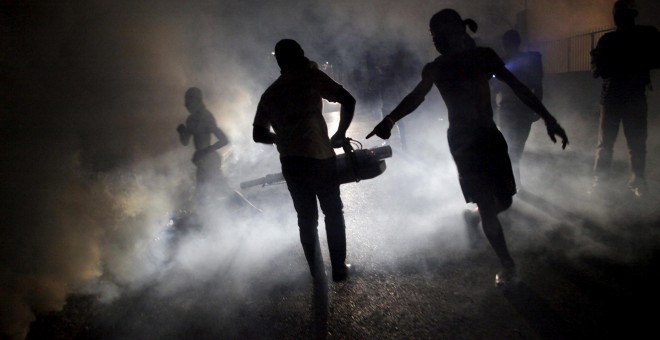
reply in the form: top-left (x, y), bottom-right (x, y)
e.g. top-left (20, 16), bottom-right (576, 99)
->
top-left (239, 139), bottom-right (392, 189)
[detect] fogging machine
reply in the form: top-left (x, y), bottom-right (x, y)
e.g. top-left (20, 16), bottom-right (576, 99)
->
top-left (240, 138), bottom-right (392, 189)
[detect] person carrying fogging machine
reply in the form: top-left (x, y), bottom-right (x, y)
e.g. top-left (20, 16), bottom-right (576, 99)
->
top-left (492, 29), bottom-right (543, 190)
top-left (239, 138), bottom-right (392, 190)
top-left (590, 0), bottom-right (660, 198)
top-left (252, 39), bottom-right (355, 282)
top-left (366, 9), bottom-right (569, 287)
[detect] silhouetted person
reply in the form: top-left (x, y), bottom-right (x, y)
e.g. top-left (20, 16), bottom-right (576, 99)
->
top-left (177, 87), bottom-right (259, 214)
top-left (252, 39), bottom-right (356, 281)
top-left (351, 50), bottom-right (382, 118)
top-left (590, 0), bottom-right (660, 197)
top-left (380, 47), bottom-right (418, 152)
top-left (367, 9), bottom-right (568, 287)
top-left (178, 87), bottom-right (231, 202)
top-left (492, 29), bottom-right (543, 190)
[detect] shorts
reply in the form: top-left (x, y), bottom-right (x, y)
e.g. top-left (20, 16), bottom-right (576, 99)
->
top-left (447, 124), bottom-right (517, 204)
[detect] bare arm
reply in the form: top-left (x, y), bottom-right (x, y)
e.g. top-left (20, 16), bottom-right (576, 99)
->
top-left (532, 83), bottom-right (543, 102)
top-left (252, 125), bottom-right (278, 145)
top-left (494, 67), bottom-right (552, 122)
top-left (177, 124), bottom-right (191, 146)
top-left (252, 101), bottom-right (279, 145)
top-left (494, 66), bottom-right (568, 148)
top-left (209, 127), bottom-right (229, 151)
top-left (388, 81), bottom-right (433, 121)
top-left (330, 87), bottom-right (356, 148)
top-left (192, 123), bottom-right (230, 164)
top-left (530, 53), bottom-right (544, 102)
top-left (531, 65), bottom-right (543, 102)
top-left (366, 65), bottom-right (434, 139)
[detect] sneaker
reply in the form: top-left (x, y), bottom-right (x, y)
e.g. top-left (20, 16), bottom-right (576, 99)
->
top-left (495, 267), bottom-right (519, 288)
top-left (332, 263), bottom-right (352, 282)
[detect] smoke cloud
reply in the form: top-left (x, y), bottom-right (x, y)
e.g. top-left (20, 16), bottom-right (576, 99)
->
top-left (2, 0), bottom-right (659, 338)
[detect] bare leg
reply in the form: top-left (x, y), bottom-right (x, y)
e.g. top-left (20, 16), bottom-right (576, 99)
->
top-left (477, 199), bottom-right (514, 269)
top-left (476, 195), bottom-right (517, 287)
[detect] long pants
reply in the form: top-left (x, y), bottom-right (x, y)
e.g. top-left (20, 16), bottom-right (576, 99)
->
top-left (497, 108), bottom-right (535, 189)
top-left (593, 96), bottom-right (647, 184)
top-left (281, 156), bottom-right (346, 275)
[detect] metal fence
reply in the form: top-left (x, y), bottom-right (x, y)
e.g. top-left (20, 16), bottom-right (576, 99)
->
top-left (528, 26), bottom-right (615, 74)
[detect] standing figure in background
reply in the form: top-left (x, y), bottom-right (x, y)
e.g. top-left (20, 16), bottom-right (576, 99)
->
top-left (177, 87), bottom-right (232, 203)
top-left (176, 87), bottom-right (260, 239)
top-left (590, 0), bottom-right (660, 198)
top-left (380, 47), bottom-right (419, 152)
top-left (492, 29), bottom-right (543, 190)
top-left (253, 39), bottom-right (356, 282)
top-left (367, 9), bottom-right (568, 287)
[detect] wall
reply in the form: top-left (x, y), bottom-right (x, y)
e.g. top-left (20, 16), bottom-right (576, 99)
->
top-left (526, 0), bottom-right (660, 42)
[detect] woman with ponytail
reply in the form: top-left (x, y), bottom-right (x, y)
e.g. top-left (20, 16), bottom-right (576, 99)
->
top-left (367, 9), bottom-right (569, 287)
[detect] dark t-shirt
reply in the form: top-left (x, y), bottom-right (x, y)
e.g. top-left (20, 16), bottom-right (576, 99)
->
top-left (592, 25), bottom-right (660, 103)
top-left (254, 67), bottom-right (344, 159)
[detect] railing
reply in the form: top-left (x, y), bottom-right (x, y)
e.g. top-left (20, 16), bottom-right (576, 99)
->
top-left (528, 26), bottom-right (615, 74)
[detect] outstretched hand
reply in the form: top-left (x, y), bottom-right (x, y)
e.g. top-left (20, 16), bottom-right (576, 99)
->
top-left (546, 120), bottom-right (569, 149)
top-left (366, 118), bottom-right (394, 140)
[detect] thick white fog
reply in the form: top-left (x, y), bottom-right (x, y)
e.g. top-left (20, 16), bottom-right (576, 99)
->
top-left (2, 0), bottom-right (659, 338)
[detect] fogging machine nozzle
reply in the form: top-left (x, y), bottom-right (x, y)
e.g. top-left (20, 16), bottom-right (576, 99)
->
top-left (240, 140), bottom-right (393, 190)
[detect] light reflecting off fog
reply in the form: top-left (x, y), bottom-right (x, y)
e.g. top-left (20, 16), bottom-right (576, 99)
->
top-left (2, 0), bottom-right (660, 338)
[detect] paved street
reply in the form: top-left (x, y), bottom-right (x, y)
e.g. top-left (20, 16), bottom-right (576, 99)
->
top-left (28, 114), bottom-right (660, 339)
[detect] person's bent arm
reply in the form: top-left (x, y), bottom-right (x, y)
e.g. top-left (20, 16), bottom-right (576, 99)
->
top-left (330, 88), bottom-right (356, 148)
top-left (495, 66), bottom-right (569, 149)
top-left (253, 101), bottom-right (278, 145)
top-left (533, 83), bottom-right (544, 102)
top-left (253, 125), bottom-right (278, 145)
top-left (530, 52), bottom-right (544, 102)
top-left (209, 127), bottom-right (229, 150)
top-left (177, 124), bottom-right (191, 146)
top-left (192, 121), bottom-right (230, 164)
top-left (495, 66), bottom-right (552, 122)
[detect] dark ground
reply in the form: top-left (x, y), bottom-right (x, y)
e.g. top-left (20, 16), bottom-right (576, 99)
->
top-left (26, 115), bottom-right (660, 340)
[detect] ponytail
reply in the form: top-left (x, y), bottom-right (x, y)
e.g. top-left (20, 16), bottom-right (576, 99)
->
top-left (464, 19), bottom-right (478, 33)
top-left (430, 9), bottom-right (479, 35)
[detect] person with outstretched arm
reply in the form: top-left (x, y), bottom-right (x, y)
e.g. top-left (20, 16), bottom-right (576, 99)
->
top-left (367, 9), bottom-right (568, 287)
